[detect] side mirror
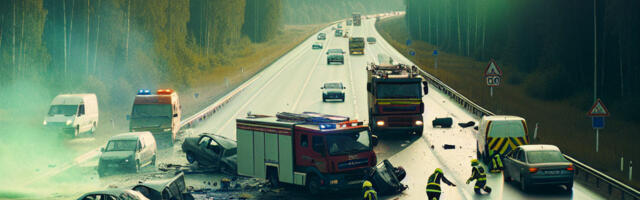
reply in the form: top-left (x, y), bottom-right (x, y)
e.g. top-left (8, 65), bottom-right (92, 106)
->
top-left (100, 147), bottom-right (105, 152)
top-left (422, 81), bottom-right (429, 95)
top-left (173, 113), bottom-right (178, 118)
top-left (371, 135), bottom-right (379, 146)
top-left (126, 114), bottom-right (131, 120)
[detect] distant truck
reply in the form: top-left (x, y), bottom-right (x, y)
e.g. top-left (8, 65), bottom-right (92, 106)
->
top-left (349, 37), bottom-right (365, 55)
top-left (367, 55), bottom-right (428, 136)
top-left (43, 93), bottom-right (99, 137)
top-left (129, 89), bottom-right (181, 148)
top-left (475, 115), bottom-right (529, 162)
top-left (236, 112), bottom-right (378, 194)
top-left (353, 12), bottom-right (361, 26)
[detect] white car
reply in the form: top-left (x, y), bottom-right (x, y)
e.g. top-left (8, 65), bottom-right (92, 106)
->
top-left (44, 93), bottom-right (99, 137)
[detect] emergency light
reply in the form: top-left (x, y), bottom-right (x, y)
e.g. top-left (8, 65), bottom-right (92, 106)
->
top-left (157, 89), bottom-right (173, 95)
top-left (319, 124), bottom-right (337, 130)
top-left (137, 89), bottom-right (151, 95)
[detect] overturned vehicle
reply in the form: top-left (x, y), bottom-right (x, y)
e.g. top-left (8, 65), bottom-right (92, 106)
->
top-left (369, 159), bottom-right (408, 195)
top-left (181, 133), bottom-right (237, 174)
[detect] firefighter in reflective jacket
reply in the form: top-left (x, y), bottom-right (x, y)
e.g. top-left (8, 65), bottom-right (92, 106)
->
top-left (362, 180), bottom-right (378, 200)
top-left (466, 159), bottom-right (492, 194)
top-left (426, 168), bottom-right (456, 200)
top-left (490, 152), bottom-right (504, 173)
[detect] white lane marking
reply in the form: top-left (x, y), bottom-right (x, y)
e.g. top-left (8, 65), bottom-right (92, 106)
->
top-left (344, 43), bottom-right (359, 119)
top-left (22, 147), bottom-right (101, 186)
top-left (219, 33), bottom-right (330, 132)
top-left (290, 36), bottom-right (333, 112)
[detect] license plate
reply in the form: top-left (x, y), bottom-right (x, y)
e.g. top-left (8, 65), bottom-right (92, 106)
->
top-left (544, 170), bottom-right (561, 175)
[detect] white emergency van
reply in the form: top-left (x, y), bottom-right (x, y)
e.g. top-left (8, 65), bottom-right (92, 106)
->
top-left (43, 94), bottom-right (99, 137)
top-left (475, 115), bottom-right (529, 163)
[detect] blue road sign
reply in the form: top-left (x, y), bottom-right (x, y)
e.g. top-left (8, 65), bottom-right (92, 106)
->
top-left (406, 39), bottom-right (412, 46)
top-left (592, 117), bottom-right (605, 129)
top-left (433, 50), bottom-right (438, 55)
top-left (409, 50), bottom-right (416, 56)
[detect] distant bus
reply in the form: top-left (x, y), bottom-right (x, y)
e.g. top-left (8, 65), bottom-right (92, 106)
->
top-left (353, 12), bottom-right (362, 26)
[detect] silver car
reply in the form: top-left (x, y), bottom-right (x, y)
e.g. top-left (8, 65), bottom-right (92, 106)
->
top-left (321, 82), bottom-right (346, 102)
top-left (503, 144), bottom-right (574, 192)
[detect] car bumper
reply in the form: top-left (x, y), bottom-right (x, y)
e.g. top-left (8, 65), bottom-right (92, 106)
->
top-left (349, 50), bottom-right (364, 55)
top-left (323, 93), bottom-right (345, 100)
top-left (44, 124), bottom-right (76, 135)
top-left (98, 160), bottom-right (136, 173)
top-left (370, 115), bottom-right (424, 133)
top-left (528, 174), bottom-right (574, 186)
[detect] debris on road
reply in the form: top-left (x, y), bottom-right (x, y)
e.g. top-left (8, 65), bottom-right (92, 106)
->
top-left (458, 121), bottom-right (475, 128)
top-left (443, 144), bottom-right (456, 149)
top-left (432, 117), bottom-right (453, 128)
top-left (369, 159), bottom-right (408, 195)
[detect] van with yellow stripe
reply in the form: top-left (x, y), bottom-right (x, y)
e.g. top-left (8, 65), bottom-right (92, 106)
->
top-left (476, 115), bottom-right (529, 163)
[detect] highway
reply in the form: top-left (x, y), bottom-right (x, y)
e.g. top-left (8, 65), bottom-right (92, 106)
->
top-left (9, 17), bottom-right (607, 199)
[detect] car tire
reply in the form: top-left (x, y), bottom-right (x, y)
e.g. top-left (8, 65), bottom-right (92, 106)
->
top-left (74, 126), bottom-right (80, 137)
top-left (307, 175), bottom-right (322, 195)
top-left (186, 152), bottom-right (195, 164)
top-left (134, 161), bottom-right (140, 173)
top-left (520, 175), bottom-right (529, 192)
top-left (503, 170), bottom-right (511, 182)
top-left (341, 97), bottom-right (345, 102)
top-left (322, 98), bottom-right (326, 102)
top-left (151, 154), bottom-right (157, 166)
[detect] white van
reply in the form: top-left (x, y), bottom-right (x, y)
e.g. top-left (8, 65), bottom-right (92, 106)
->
top-left (43, 94), bottom-right (99, 137)
top-left (475, 115), bottom-right (529, 162)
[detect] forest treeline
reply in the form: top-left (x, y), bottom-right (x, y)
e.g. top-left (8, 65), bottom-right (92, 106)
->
top-left (282, 0), bottom-right (404, 24)
top-left (405, 0), bottom-right (640, 120)
top-left (0, 0), bottom-right (281, 90)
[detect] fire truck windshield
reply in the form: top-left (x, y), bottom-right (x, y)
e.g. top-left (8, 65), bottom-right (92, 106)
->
top-left (327, 130), bottom-right (371, 156)
top-left (376, 82), bottom-right (422, 98)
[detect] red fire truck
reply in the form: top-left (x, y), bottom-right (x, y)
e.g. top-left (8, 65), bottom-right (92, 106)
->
top-left (236, 112), bottom-right (378, 194)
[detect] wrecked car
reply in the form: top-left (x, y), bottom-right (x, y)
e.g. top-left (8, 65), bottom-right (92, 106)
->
top-left (76, 189), bottom-right (150, 200)
top-left (132, 172), bottom-right (194, 200)
top-left (369, 159), bottom-right (408, 195)
top-left (181, 133), bottom-right (237, 174)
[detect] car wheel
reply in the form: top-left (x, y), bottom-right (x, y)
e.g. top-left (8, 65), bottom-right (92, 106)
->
top-left (503, 169), bottom-right (511, 182)
top-left (322, 98), bottom-right (326, 102)
top-left (520, 175), bottom-right (529, 192)
top-left (307, 175), bottom-right (322, 195)
top-left (151, 154), bottom-right (157, 166)
top-left (186, 152), bottom-right (195, 164)
top-left (134, 161), bottom-right (140, 173)
top-left (74, 126), bottom-right (80, 137)
top-left (341, 97), bottom-right (345, 102)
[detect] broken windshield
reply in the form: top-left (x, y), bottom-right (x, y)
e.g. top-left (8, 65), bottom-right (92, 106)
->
top-left (327, 130), bottom-right (371, 156)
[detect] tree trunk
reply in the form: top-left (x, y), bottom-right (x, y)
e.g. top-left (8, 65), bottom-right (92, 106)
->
top-left (63, 0), bottom-right (68, 76)
top-left (457, 0), bottom-right (462, 54)
top-left (618, 36), bottom-right (623, 97)
top-left (125, 0), bottom-right (130, 65)
top-left (12, 0), bottom-right (16, 77)
top-left (69, 0), bottom-right (75, 73)
top-left (86, 0), bottom-right (90, 75)
top-left (19, 0), bottom-right (25, 76)
top-left (93, 13), bottom-right (101, 75)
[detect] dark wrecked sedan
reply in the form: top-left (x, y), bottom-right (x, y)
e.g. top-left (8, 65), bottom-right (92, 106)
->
top-left (181, 133), bottom-right (237, 174)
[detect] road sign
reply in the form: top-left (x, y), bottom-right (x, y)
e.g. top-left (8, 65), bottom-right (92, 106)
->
top-left (409, 50), bottom-right (416, 56)
top-left (433, 50), bottom-right (438, 55)
top-left (592, 117), bottom-right (605, 129)
top-left (588, 98), bottom-right (610, 116)
top-left (406, 39), bottom-right (412, 46)
top-left (484, 59), bottom-right (503, 77)
top-left (486, 76), bottom-right (501, 87)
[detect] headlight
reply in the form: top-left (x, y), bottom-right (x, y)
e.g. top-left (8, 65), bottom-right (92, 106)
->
top-left (376, 120), bottom-right (385, 126)
top-left (66, 120), bottom-right (73, 125)
top-left (43, 120), bottom-right (47, 125)
top-left (124, 159), bottom-right (129, 163)
top-left (163, 128), bottom-right (171, 132)
top-left (415, 120), bottom-right (423, 126)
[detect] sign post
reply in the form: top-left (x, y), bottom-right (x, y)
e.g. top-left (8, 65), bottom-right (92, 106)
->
top-left (587, 98), bottom-right (610, 152)
top-left (433, 50), bottom-right (439, 69)
top-left (484, 59), bottom-right (503, 97)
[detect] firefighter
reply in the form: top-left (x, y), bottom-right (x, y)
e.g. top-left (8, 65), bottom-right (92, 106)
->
top-left (362, 180), bottom-right (378, 200)
top-left (426, 168), bottom-right (457, 200)
top-left (490, 152), bottom-right (504, 173)
top-left (466, 159), bottom-right (492, 194)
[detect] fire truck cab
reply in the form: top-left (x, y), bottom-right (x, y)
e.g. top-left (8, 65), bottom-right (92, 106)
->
top-left (236, 112), bottom-right (378, 194)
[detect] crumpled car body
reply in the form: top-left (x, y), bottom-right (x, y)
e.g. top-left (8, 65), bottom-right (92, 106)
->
top-left (181, 133), bottom-right (237, 174)
top-left (132, 172), bottom-right (194, 200)
top-left (77, 189), bottom-right (150, 200)
top-left (369, 159), bottom-right (408, 195)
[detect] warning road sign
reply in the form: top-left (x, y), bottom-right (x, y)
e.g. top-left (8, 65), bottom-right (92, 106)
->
top-left (484, 59), bottom-right (503, 77)
top-left (588, 98), bottom-right (610, 117)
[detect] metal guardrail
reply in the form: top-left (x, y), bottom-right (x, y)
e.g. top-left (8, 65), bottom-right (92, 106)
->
top-left (414, 67), bottom-right (640, 199)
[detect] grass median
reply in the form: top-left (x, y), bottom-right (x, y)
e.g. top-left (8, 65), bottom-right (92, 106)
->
top-left (376, 16), bottom-right (639, 190)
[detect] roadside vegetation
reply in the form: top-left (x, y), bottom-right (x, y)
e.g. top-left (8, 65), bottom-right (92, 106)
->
top-left (377, 15), bottom-right (639, 189)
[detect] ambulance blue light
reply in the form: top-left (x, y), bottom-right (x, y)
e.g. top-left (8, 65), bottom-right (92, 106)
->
top-left (319, 124), bottom-right (336, 130)
top-left (137, 89), bottom-right (151, 95)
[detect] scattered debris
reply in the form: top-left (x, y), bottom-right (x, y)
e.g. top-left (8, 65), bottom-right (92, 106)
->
top-left (458, 121), bottom-right (475, 128)
top-left (474, 126), bottom-right (479, 130)
top-left (443, 144), bottom-right (456, 149)
top-left (432, 117), bottom-right (453, 128)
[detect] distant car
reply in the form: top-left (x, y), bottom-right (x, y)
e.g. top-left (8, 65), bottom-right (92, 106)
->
top-left (367, 37), bottom-right (377, 44)
top-left (503, 144), bottom-right (575, 192)
top-left (77, 189), bottom-right (149, 200)
top-left (98, 132), bottom-right (157, 177)
top-left (312, 42), bottom-right (323, 49)
top-left (326, 49), bottom-right (345, 65)
top-left (321, 82), bottom-right (346, 102)
top-left (335, 30), bottom-right (343, 37)
top-left (337, 24), bottom-right (343, 29)
top-left (317, 33), bottom-right (326, 40)
top-left (182, 133), bottom-right (238, 174)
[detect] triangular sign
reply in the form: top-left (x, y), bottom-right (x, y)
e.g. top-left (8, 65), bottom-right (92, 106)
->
top-left (588, 98), bottom-right (610, 116)
top-left (484, 59), bottom-right (503, 76)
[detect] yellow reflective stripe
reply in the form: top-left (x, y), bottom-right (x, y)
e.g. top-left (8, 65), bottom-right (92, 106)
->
top-left (512, 137), bottom-right (524, 146)
top-left (428, 183), bottom-right (440, 186)
top-left (488, 137), bottom-right (498, 148)
top-left (426, 189), bottom-right (441, 192)
top-left (493, 138), bottom-right (506, 151)
top-left (474, 186), bottom-right (480, 188)
top-left (478, 178), bottom-right (486, 181)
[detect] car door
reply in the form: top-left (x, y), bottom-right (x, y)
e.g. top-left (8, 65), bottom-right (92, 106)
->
top-left (77, 104), bottom-right (87, 132)
top-left (507, 149), bottom-right (521, 179)
top-left (514, 149), bottom-right (527, 182)
top-left (205, 139), bottom-right (222, 168)
top-left (195, 136), bottom-right (214, 165)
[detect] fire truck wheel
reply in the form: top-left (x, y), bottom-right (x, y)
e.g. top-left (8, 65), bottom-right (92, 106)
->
top-left (307, 175), bottom-right (322, 195)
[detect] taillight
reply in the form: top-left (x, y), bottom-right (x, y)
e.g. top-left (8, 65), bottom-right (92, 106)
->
top-left (566, 165), bottom-right (574, 171)
top-left (529, 168), bottom-right (538, 173)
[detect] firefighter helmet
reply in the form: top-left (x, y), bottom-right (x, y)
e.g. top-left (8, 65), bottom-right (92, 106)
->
top-left (435, 168), bottom-right (443, 174)
top-left (471, 159), bottom-right (480, 166)
top-left (363, 180), bottom-right (373, 188)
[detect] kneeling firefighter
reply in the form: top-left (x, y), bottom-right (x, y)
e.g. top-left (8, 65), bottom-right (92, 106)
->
top-left (466, 159), bottom-right (492, 194)
top-left (426, 168), bottom-right (457, 200)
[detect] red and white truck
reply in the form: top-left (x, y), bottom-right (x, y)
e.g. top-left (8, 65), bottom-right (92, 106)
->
top-left (236, 112), bottom-right (379, 194)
